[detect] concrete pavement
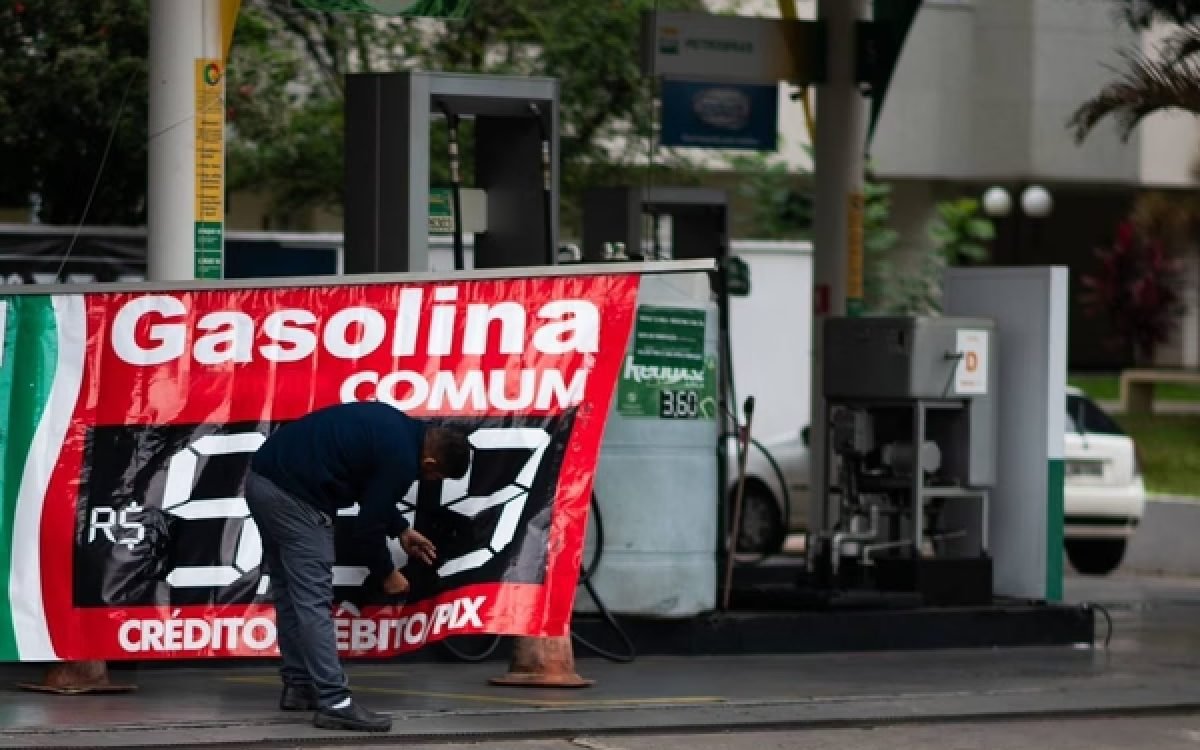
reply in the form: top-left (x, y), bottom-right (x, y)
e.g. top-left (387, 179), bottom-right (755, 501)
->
top-left (1124, 497), bottom-right (1200, 577)
top-left (0, 573), bottom-right (1193, 748)
top-left (9, 651), bottom-right (1200, 748)
top-left (306, 714), bottom-right (1200, 750)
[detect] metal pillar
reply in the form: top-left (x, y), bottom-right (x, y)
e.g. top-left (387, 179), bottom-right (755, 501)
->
top-left (808, 0), bottom-right (869, 561)
top-left (147, 0), bottom-right (224, 281)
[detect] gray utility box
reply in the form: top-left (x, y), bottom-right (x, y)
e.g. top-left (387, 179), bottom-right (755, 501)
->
top-left (825, 316), bottom-right (994, 400)
top-left (823, 316), bottom-right (996, 489)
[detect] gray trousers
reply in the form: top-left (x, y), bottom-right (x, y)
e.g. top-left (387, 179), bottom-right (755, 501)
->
top-left (244, 471), bottom-right (350, 708)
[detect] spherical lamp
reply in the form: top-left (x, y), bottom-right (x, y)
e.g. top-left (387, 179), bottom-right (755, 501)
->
top-left (1021, 185), bottom-right (1054, 218)
top-left (982, 186), bottom-right (1013, 218)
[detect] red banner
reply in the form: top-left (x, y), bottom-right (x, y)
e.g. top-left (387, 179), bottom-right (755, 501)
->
top-left (32, 274), bottom-right (638, 660)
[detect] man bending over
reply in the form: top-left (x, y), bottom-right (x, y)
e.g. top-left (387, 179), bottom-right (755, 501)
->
top-left (245, 401), bottom-right (472, 733)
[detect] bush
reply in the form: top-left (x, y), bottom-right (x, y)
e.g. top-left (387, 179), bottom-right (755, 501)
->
top-left (1081, 220), bottom-right (1186, 365)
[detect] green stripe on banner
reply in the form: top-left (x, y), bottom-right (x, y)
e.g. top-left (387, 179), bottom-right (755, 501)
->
top-left (1046, 458), bottom-right (1065, 603)
top-left (0, 297), bottom-right (57, 660)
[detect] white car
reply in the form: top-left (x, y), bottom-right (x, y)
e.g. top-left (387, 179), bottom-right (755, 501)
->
top-left (725, 386), bottom-right (1146, 575)
top-left (1062, 386), bottom-right (1147, 574)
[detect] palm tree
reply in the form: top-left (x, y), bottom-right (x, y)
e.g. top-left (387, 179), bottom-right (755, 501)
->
top-left (1069, 1), bottom-right (1200, 143)
top-left (1069, 1), bottom-right (1200, 371)
top-left (1113, 0), bottom-right (1200, 27)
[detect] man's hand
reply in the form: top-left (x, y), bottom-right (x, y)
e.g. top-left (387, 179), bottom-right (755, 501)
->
top-left (381, 570), bottom-right (410, 595)
top-left (400, 529), bottom-right (437, 565)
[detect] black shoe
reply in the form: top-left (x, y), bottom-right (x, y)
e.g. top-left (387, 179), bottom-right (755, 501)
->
top-left (313, 700), bottom-right (392, 732)
top-left (279, 683), bottom-right (318, 711)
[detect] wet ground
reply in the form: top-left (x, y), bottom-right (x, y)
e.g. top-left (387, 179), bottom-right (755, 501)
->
top-left (0, 573), bottom-right (1195, 748)
top-left (313, 714), bottom-right (1200, 750)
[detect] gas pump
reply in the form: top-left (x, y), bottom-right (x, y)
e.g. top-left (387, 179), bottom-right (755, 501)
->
top-left (338, 72), bottom-right (1086, 656)
top-left (576, 186), bottom-right (751, 618)
top-left (807, 316), bottom-right (996, 606)
top-left (342, 80), bottom-right (731, 652)
top-left (343, 71), bottom-right (559, 274)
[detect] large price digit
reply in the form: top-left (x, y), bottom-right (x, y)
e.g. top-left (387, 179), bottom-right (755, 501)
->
top-left (681, 390), bottom-right (698, 418)
top-left (155, 425), bottom-right (552, 593)
top-left (660, 389), bottom-right (698, 419)
top-left (160, 430), bottom-right (375, 593)
top-left (436, 428), bottom-right (551, 578)
top-left (329, 484), bottom-right (419, 588)
top-left (161, 432), bottom-right (266, 588)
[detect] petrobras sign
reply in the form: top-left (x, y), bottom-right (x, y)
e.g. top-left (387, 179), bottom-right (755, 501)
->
top-left (0, 273), bottom-right (638, 661)
top-left (642, 10), bottom-right (818, 85)
top-left (660, 79), bottom-right (779, 151)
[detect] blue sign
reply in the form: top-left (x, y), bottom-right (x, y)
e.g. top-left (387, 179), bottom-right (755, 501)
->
top-left (660, 79), bottom-right (778, 151)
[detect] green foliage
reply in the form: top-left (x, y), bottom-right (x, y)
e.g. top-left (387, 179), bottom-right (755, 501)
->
top-left (1116, 414), bottom-right (1200, 496)
top-left (0, 0), bottom-right (701, 229)
top-left (725, 146), bottom-right (914, 313)
top-left (725, 146), bottom-right (929, 313)
top-left (227, 0), bottom-right (702, 227)
top-left (727, 149), bottom-right (812, 240)
top-left (730, 145), bottom-right (997, 316)
top-left (928, 198), bottom-right (994, 264)
top-left (0, 0), bottom-right (149, 225)
top-left (294, 0), bottom-right (472, 17)
top-left (1069, 41), bottom-right (1200, 143)
top-left (862, 179), bottom-right (902, 313)
top-left (225, 2), bottom-right (423, 221)
top-left (1070, 373), bottom-right (1200, 402)
top-left (730, 140), bottom-right (996, 315)
top-left (863, 183), bottom-right (898, 258)
top-left (1110, 0), bottom-right (1200, 27)
top-left (864, 193), bottom-right (993, 316)
top-left (858, 172), bottom-right (983, 317)
top-left (1071, 1), bottom-right (1200, 144)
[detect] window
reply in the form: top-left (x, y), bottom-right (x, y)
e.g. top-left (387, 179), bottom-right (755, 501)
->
top-left (1066, 394), bottom-right (1125, 436)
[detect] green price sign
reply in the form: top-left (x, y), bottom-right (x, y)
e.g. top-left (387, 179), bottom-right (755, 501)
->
top-left (194, 222), bottom-right (223, 280)
top-left (428, 188), bottom-right (455, 234)
top-left (294, 0), bottom-right (471, 17)
top-left (616, 305), bottom-right (716, 420)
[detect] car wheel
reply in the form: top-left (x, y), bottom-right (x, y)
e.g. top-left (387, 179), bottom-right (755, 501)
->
top-left (1065, 539), bottom-right (1127, 576)
top-left (727, 482), bottom-right (786, 559)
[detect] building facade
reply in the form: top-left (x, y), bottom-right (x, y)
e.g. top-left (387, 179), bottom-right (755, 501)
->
top-left (718, 0), bottom-right (1199, 370)
top-left (872, 0), bottom-right (1198, 370)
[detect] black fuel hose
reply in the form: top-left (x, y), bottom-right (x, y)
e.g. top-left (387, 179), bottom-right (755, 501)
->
top-left (437, 101), bottom-right (465, 271)
top-left (528, 102), bottom-right (555, 266)
top-left (437, 491), bottom-right (636, 664)
top-left (569, 491), bottom-right (637, 663)
top-left (721, 428), bottom-right (792, 564)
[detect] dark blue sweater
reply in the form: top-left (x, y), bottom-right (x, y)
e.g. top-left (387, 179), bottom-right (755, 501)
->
top-left (251, 401), bottom-right (425, 579)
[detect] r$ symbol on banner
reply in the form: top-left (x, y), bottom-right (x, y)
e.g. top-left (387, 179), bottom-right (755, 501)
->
top-left (88, 503), bottom-right (147, 551)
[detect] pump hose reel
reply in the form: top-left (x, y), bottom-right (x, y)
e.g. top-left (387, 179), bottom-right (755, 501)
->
top-left (528, 102), bottom-right (555, 266)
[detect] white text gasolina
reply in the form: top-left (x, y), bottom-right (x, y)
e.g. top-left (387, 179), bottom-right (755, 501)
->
top-left (110, 287), bottom-right (600, 367)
